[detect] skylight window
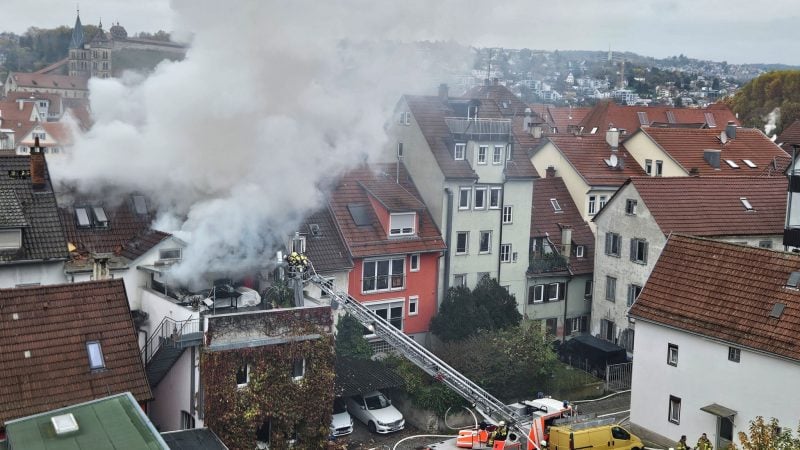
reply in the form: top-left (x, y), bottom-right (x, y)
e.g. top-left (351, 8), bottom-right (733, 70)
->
top-left (132, 195), bottom-right (148, 214)
top-left (347, 204), bottom-right (372, 226)
top-left (590, 127), bottom-right (598, 134)
top-left (666, 111), bottom-right (676, 124)
top-left (637, 111), bottom-right (649, 126)
top-left (704, 112), bottom-right (717, 128)
top-left (740, 197), bottom-right (753, 211)
top-left (742, 159), bottom-right (757, 168)
top-left (550, 198), bottom-right (562, 212)
top-left (75, 207), bottom-right (91, 227)
top-left (86, 341), bottom-right (105, 370)
top-left (724, 159), bottom-right (739, 169)
top-left (92, 206), bottom-right (109, 228)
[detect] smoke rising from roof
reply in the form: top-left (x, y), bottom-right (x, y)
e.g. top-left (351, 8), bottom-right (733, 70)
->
top-left (50, 0), bottom-right (472, 285)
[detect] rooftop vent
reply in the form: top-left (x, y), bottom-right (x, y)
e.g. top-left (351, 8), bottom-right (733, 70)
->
top-left (51, 413), bottom-right (79, 435)
top-left (769, 302), bottom-right (786, 319)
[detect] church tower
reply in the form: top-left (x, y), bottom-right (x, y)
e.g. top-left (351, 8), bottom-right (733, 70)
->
top-left (68, 11), bottom-right (89, 77)
top-left (87, 20), bottom-right (112, 78)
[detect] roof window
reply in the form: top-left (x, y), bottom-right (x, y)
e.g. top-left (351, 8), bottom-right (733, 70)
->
top-left (347, 204), bottom-right (372, 226)
top-left (742, 159), bottom-right (757, 168)
top-left (86, 341), bottom-right (105, 370)
top-left (550, 198), bottom-right (562, 212)
top-left (724, 159), bottom-right (739, 169)
top-left (786, 272), bottom-right (800, 289)
top-left (308, 223), bottom-right (321, 236)
top-left (92, 206), bottom-right (108, 228)
top-left (740, 197), bottom-right (753, 211)
top-left (132, 195), bottom-right (148, 214)
top-left (51, 413), bottom-right (80, 435)
top-left (769, 302), bottom-right (786, 319)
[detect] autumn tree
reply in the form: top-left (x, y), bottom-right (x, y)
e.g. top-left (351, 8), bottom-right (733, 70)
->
top-left (730, 416), bottom-right (800, 450)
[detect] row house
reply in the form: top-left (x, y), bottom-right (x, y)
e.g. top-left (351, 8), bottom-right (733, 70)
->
top-left (592, 176), bottom-right (787, 352)
top-left (629, 235), bottom-right (800, 450)
top-left (389, 84), bottom-right (537, 309)
top-left (328, 164), bottom-right (446, 344)
top-left (3, 72), bottom-right (89, 99)
top-left (526, 174), bottom-right (594, 339)
top-left (0, 99), bottom-right (43, 151)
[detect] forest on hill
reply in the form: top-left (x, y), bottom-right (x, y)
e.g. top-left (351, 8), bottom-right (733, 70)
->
top-left (726, 70), bottom-right (800, 136)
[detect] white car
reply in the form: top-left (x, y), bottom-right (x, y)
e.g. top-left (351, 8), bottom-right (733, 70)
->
top-left (346, 391), bottom-right (405, 434)
top-left (330, 397), bottom-right (353, 437)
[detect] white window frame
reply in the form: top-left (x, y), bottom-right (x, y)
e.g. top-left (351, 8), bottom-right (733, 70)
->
top-left (454, 143), bottom-right (466, 160)
top-left (366, 299), bottom-right (405, 332)
top-left (588, 195), bottom-right (597, 215)
top-left (599, 195), bottom-right (608, 210)
top-left (86, 341), bottom-right (105, 370)
top-left (159, 248), bottom-right (182, 261)
top-left (408, 295), bottom-right (419, 316)
top-left (362, 257), bottom-right (405, 293)
top-left (236, 364), bottom-right (250, 388)
top-left (502, 205), bottom-right (513, 224)
top-left (290, 236), bottom-right (306, 253)
top-left (410, 253), bottom-right (420, 272)
top-left (0, 229), bottom-right (22, 250)
top-left (389, 212), bottom-right (416, 236)
top-left (645, 159), bottom-right (653, 175)
top-left (474, 187), bottom-right (487, 210)
top-left (458, 187), bottom-right (471, 210)
top-left (477, 145), bottom-right (488, 164)
top-left (530, 284), bottom-right (544, 304)
top-left (655, 160), bottom-right (664, 176)
top-left (489, 187), bottom-right (502, 209)
top-left (575, 245), bottom-right (585, 258)
top-left (668, 396), bottom-right (681, 424)
top-left (667, 343), bottom-right (679, 366)
top-left (500, 243), bottom-right (512, 263)
top-left (455, 232), bottom-right (469, 255)
top-left (550, 198), bottom-right (562, 212)
top-left (479, 230), bottom-right (492, 254)
top-left (492, 145), bottom-right (503, 164)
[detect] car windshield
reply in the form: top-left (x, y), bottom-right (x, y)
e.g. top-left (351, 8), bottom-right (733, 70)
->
top-left (364, 393), bottom-right (390, 410)
top-left (333, 398), bottom-right (347, 414)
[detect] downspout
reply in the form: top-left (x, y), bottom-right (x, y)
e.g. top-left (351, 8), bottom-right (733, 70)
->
top-left (443, 188), bottom-right (454, 294)
top-left (497, 182), bottom-right (505, 279)
top-left (189, 345), bottom-right (196, 416)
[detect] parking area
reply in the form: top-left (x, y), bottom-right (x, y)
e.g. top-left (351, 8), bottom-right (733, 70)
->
top-left (331, 419), bottom-right (444, 450)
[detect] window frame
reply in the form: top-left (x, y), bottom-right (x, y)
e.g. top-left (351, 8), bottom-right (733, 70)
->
top-left (86, 341), bottom-right (105, 370)
top-left (575, 245), bottom-right (585, 258)
top-left (367, 300), bottom-right (405, 331)
top-left (625, 199), bottom-right (637, 215)
top-left (455, 232), bottom-right (469, 255)
top-left (645, 159), bottom-right (653, 175)
top-left (389, 212), bottom-right (416, 236)
top-left (627, 284), bottom-right (642, 307)
top-left (489, 187), bottom-right (502, 209)
top-left (605, 276), bottom-right (617, 302)
top-left (362, 257), bottom-right (405, 293)
top-left (547, 282), bottom-right (566, 301)
top-left (500, 243), bottom-right (512, 263)
top-left (630, 238), bottom-right (648, 264)
top-left (236, 364), bottom-right (250, 388)
top-left (529, 284), bottom-right (545, 304)
top-left (502, 205), bottom-right (513, 224)
top-left (477, 145), bottom-right (488, 164)
top-left (599, 195), bottom-right (608, 210)
top-left (655, 160), bottom-right (664, 176)
top-left (667, 343), bottom-right (679, 366)
top-left (454, 274), bottom-right (467, 287)
top-left (409, 253), bottom-right (420, 272)
top-left (668, 395), bottom-right (681, 424)
top-left (492, 145), bottom-right (503, 164)
top-left (550, 198), bottom-right (562, 212)
top-left (454, 143), bottom-right (466, 160)
top-left (458, 187), bottom-right (471, 210)
top-left (588, 195), bottom-right (597, 215)
top-left (728, 346), bottom-right (741, 363)
top-left (605, 232), bottom-right (621, 257)
top-left (584, 280), bottom-right (593, 299)
top-left (292, 358), bottom-right (306, 381)
top-left (474, 187), bottom-right (487, 210)
top-left (478, 230), bottom-right (492, 254)
top-left (408, 295), bottom-right (419, 316)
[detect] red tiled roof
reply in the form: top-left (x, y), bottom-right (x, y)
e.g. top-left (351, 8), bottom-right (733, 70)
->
top-left (531, 177), bottom-right (594, 275)
top-left (20, 122), bottom-right (73, 146)
top-left (541, 134), bottom-right (647, 186)
top-left (778, 119), bottom-right (800, 149)
top-left (5, 91), bottom-right (63, 110)
top-left (636, 127), bottom-right (790, 176)
top-left (329, 164), bottom-right (445, 258)
top-left (630, 235), bottom-right (800, 362)
top-left (0, 279), bottom-right (152, 425)
top-left (465, 84), bottom-right (531, 118)
top-left (579, 101), bottom-right (738, 134)
top-left (358, 180), bottom-right (426, 212)
top-left (627, 176), bottom-right (787, 237)
top-left (10, 72), bottom-right (89, 91)
top-left (0, 100), bottom-right (38, 135)
top-left (548, 107), bottom-right (591, 133)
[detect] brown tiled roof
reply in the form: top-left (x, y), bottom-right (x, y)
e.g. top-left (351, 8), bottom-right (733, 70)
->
top-left (778, 119), bottom-right (800, 149)
top-left (636, 127), bottom-right (790, 176)
top-left (548, 107), bottom-right (591, 133)
top-left (579, 101), bottom-right (738, 134)
top-left (359, 180), bottom-right (426, 212)
top-left (540, 134), bottom-right (646, 186)
top-left (0, 279), bottom-right (152, 425)
top-left (300, 208), bottom-right (353, 274)
top-left (629, 235), bottom-right (800, 362)
top-left (625, 176), bottom-right (787, 237)
top-left (118, 230), bottom-right (171, 260)
top-left (464, 84), bottom-right (531, 118)
top-left (531, 177), bottom-right (594, 275)
top-left (9, 72), bottom-right (88, 91)
top-left (328, 164), bottom-right (445, 258)
top-left (0, 100), bottom-right (38, 136)
top-left (5, 91), bottom-right (63, 112)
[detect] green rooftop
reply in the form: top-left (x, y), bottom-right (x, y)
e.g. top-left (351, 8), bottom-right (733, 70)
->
top-left (2, 392), bottom-right (168, 450)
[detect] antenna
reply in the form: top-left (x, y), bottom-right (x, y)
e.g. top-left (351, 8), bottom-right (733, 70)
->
top-left (719, 131), bottom-right (728, 145)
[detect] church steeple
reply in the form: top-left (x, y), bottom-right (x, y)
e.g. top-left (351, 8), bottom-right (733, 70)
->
top-left (70, 9), bottom-right (84, 49)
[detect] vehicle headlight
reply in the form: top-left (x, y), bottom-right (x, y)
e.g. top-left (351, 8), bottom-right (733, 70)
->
top-left (377, 421), bottom-right (389, 426)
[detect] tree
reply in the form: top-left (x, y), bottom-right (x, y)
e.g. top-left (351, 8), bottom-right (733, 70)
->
top-left (430, 276), bottom-right (521, 342)
top-left (334, 313), bottom-right (373, 359)
top-left (731, 416), bottom-right (800, 450)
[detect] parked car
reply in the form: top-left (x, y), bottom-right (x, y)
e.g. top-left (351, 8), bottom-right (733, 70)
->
top-left (330, 397), bottom-right (353, 437)
top-left (346, 391), bottom-right (405, 434)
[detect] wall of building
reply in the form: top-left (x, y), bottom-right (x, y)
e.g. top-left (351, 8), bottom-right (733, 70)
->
top-left (631, 320), bottom-right (800, 447)
top-left (500, 179), bottom-right (534, 309)
top-left (623, 132), bottom-right (687, 176)
top-left (525, 273), bottom-right (592, 338)
top-left (149, 347), bottom-right (203, 432)
top-left (0, 261), bottom-right (66, 288)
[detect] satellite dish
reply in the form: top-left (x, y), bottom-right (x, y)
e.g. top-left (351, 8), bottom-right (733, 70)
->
top-left (720, 131), bottom-right (728, 144)
top-left (609, 153), bottom-right (618, 167)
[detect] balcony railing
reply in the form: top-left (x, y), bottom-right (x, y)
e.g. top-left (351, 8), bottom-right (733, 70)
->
top-left (362, 274), bottom-right (405, 293)
top-left (528, 252), bottom-right (569, 274)
top-left (444, 117), bottom-right (511, 141)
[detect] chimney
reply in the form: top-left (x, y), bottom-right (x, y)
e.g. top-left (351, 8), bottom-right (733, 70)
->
top-left (726, 121), bottom-right (736, 140)
top-left (703, 149), bottom-right (721, 169)
top-left (30, 137), bottom-right (46, 189)
top-left (18, 100), bottom-right (24, 111)
top-left (546, 166), bottom-right (556, 178)
top-left (532, 125), bottom-right (543, 139)
top-left (560, 225), bottom-right (572, 263)
top-left (438, 83), bottom-right (449, 103)
top-left (91, 253), bottom-right (113, 280)
top-left (606, 127), bottom-right (620, 150)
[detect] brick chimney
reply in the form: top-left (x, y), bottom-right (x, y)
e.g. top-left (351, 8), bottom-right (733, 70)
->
top-left (546, 166), bottom-right (556, 178)
top-left (30, 136), bottom-right (46, 190)
top-left (438, 83), bottom-right (449, 103)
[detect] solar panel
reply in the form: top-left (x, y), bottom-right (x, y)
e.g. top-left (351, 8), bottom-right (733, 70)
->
top-left (132, 195), bottom-right (147, 214)
top-left (347, 204), bottom-right (372, 226)
top-left (75, 207), bottom-right (91, 227)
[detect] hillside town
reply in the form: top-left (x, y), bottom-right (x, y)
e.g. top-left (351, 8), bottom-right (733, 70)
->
top-left (1, 5), bottom-right (800, 450)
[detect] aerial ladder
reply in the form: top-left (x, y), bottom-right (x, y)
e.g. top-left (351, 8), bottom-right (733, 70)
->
top-left (283, 248), bottom-right (569, 450)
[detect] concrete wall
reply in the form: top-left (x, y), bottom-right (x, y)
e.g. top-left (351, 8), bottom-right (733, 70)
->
top-left (631, 320), bottom-right (800, 448)
top-left (0, 261), bottom-right (66, 288)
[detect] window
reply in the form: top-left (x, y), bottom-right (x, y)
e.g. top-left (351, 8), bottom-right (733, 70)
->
top-left (454, 143), bottom-right (466, 160)
top-left (547, 282), bottom-right (566, 301)
top-left (92, 206), bottom-right (108, 228)
top-left (389, 213), bottom-right (416, 236)
top-left (728, 346), bottom-right (741, 363)
top-left (459, 187), bottom-right (471, 209)
top-left (502, 205), bottom-right (513, 224)
top-left (493, 145), bottom-right (503, 164)
top-left (454, 274), bottom-right (467, 287)
top-left (625, 199), bottom-right (637, 215)
top-left (725, 159), bottom-right (739, 169)
top-left (132, 195), bottom-right (148, 214)
top-left (599, 195), bottom-right (608, 210)
top-left (410, 254), bottom-right (420, 271)
top-left (468, 105), bottom-right (478, 119)
top-left (319, 277), bottom-right (334, 297)
top-left (477, 146), bottom-right (488, 164)
top-left (550, 198), bottom-right (562, 212)
top-left (740, 197), bottom-right (753, 211)
top-left (655, 160), bottom-right (663, 176)
top-left (456, 232), bottom-right (469, 254)
top-left (86, 341), bottom-right (105, 370)
top-left (399, 111), bottom-right (411, 125)
top-left (408, 296), bottom-right (419, 316)
top-left (489, 187), bottom-right (502, 209)
top-left (575, 245), bottom-right (585, 258)
top-left (500, 244), bottom-right (512, 263)
top-left (474, 187), bottom-right (487, 209)
top-left (668, 396), bottom-right (681, 424)
top-left (667, 343), bottom-right (679, 366)
top-left (605, 232), bottom-right (621, 257)
top-left (369, 301), bottom-right (404, 330)
top-left (236, 364), bottom-right (250, 388)
top-left (479, 231), bottom-right (491, 253)
top-left (545, 318), bottom-right (557, 336)
top-left (645, 159), bottom-right (653, 175)
top-left (565, 316), bottom-right (588, 336)
top-left (584, 280), bottom-right (593, 299)
top-left (75, 207), bottom-right (91, 228)
top-left (600, 319), bottom-right (616, 341)
top-left (477, 272), bottom-right (490, 282)
top-left (292, 358), bottom-right (306, 380)
top-left (605, 276), bottom-right (617, 302)
top-left (0, 229), bottom-right (22, 250)
top-left (159, 248), bottom-right (182, 260)
top-left (630, 238), bottom-right (648, 264)
top-left (588, 195), bottom-right (597, 215)
top-left (627, 284), bottom-right (642, 307)
top-left (181, 411), bottom-right (195, 430)
top-left (528, 284), bottom-right (544, 304)
top-left (396, 142), bottom-right (404, 158)
top-left (362, 258), bottom-right (405, 292)
top-left (743, 159), bottom-right (757, 168)
top-left (256, 420), bottom-right (271, 447)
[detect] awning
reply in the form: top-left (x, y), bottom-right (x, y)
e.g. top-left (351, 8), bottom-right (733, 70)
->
top-left (700, 403), bottom-right (737, 419)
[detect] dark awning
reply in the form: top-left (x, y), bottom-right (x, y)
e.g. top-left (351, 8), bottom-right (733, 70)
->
top-left (334, 356), bottom-right (405, 397)
top-left (700, 403), bottom-right (737, 419)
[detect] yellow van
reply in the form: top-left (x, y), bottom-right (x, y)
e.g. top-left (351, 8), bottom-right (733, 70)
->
top-left (547, 424), bottom-right (643, 450)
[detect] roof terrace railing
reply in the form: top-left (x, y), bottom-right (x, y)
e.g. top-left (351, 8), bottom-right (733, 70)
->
top-left (445, 117), bottom-right (511, 141)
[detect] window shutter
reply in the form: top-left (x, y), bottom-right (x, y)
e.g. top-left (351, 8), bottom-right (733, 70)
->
top-left (558, 282), bottom-right (566, 300)
top-left (581, 316), bottom-right (589, 332)
top-left (605, 233), bottom-right (612, 254)
top-left (565, 318), bottom-right (572, 336)
top-left (528, 286), bottom-right (535, 304)
top-left (630, 238), bottom-right (636, 261)
top-left (643, 241), bottom-right (649, 264)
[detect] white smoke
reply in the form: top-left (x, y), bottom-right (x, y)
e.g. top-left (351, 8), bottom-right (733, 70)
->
top-left (763, 107), bottom-right (780, 138)
top-left (50, 0), bottom-right (474, 285)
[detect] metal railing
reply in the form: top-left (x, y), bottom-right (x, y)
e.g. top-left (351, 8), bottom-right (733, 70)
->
top-left (444, 117), bottom-right (511, 140)
top-left (141, 316), bottom-right (202, 364)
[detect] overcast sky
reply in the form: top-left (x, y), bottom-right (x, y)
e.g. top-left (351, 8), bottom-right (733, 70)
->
top-left (4, 0), bottom-right (800, 65)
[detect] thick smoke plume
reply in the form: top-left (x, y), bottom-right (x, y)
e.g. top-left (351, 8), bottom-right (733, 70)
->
top-left (51, 0), bottom-right (473, 285)
top-left (763, 107), bottom-right (780, 138)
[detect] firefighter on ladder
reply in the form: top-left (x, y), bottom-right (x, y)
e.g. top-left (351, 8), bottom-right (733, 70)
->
top-left (487, 421), bottom-right (509, 447)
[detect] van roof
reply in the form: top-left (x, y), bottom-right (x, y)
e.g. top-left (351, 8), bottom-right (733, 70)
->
top-left (524, 398), bottom-right (568, 416)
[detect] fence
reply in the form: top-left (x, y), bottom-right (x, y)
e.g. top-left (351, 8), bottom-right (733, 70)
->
top-left (605, 362), bottom-right (632, 391)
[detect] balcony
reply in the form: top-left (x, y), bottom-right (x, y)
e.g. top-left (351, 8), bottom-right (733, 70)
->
top-left (528, 252), bottom-right (569, 274)
top-left (444, 117), bottom-right (511, 141)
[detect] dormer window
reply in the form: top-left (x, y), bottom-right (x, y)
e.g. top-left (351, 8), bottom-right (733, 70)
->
top-left (389, 213), bottom-right (416, 236)
top-left (454, 143), bottom-right (466, 160)
top-left (0, 229), bottom-right (22, 250)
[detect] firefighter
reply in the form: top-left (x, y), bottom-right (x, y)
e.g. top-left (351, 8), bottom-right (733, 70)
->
top-left (696, 433), bottom-right (713, 450)
top-left (487, 421), bottom-right (508, 445)
top-left (676, 435), bottom-right (689, 450)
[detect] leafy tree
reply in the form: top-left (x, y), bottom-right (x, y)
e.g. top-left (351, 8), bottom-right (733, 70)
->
top-left (727, 70), bottom-right (800, 135)
top-left (730, 416), bottom-right (800, 450)
top-left (430, 276), bottom-right (521, 342)
top-left (386, 356), bottom-right (464, 416)
top-left (334, 313), bottom-right (373, 360)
